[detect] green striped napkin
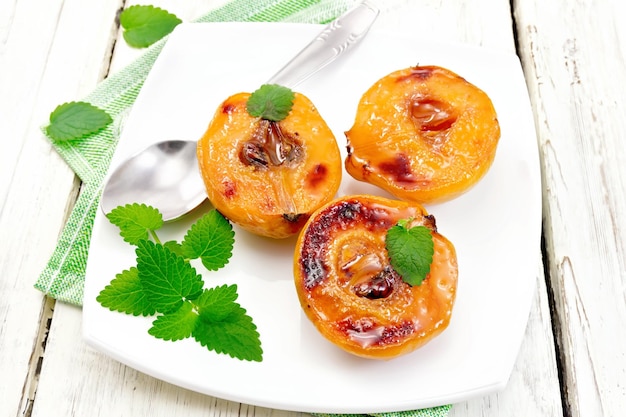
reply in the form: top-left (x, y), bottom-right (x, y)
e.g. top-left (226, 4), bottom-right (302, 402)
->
top-left (36, 1), bottom-right (452, 416)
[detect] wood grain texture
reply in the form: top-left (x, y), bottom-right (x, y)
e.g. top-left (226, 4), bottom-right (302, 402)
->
top-left (0, 0), bottom-right (122, 416)
top-left (513, 0), bottom-right (626, 415)
top-left (0, 0), bottom-right (565, 416)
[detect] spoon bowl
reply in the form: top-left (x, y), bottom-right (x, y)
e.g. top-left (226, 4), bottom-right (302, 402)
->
top-left (100, 140), bottom-right (206, 221)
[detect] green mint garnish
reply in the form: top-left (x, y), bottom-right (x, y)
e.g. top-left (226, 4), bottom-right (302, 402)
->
top-left (97, 204), bottom-right (262, 362)
top-left (97, 267), bottom-right (156, 317)
top-left (181, 209), bottom-right (234, 271)
top-left (120, 5), bottom-right (182, 48)
top-left (106, 203), bottom-right (163, 244)
top-left (246, 84), bottom-right (295, 122)
top-left (163, 240), bottom-right (184, 257)
top-left (385, 219), bottom-right (435, 286)
top-left (193, 286), bottom-right (263, 362)
top-left (46, 101), bottom-right (112, 141)
top-left (148, 301), bottom-right (197, 341)
top-left (194, 284), bottom-right (239, 321)
top-left (136, 239), bottom-right (205, 313)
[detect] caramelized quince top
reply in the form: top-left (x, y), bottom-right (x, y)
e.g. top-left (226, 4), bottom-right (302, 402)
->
top-left (345, 65), bottom-right (501, 203)
top-left (197, 91), bottom-right (342, 239)
top-left (294, 194), bottom-right (458, 359)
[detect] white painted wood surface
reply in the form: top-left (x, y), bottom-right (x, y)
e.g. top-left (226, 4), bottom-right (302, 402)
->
top-left (513, 0), bottom-right (626, 416)
top-left (1, 0), bottom-right (124, 415)
top-left (1, 0), bottom-right (622, 415)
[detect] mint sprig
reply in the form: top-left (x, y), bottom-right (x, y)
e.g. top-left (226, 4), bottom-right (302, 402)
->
top-left (385, 219), bottom-right (435, 286)
top-left (96, 203), bottom-right (262, 362)
top-left (120, 5), bottom-right (182, 48)
top-left (46, 101), bottom-right (112, 141)
top-left (246, 84), bottom-right (295, 122)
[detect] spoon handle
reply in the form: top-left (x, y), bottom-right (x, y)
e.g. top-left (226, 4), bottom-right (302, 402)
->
top-left (266, 1), bottom-right (379, 88)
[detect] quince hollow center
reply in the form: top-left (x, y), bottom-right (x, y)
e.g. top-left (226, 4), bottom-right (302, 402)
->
top-left (239, 120), bottom-right (303, 169)
top-left (409, 97), bottom-right (457, 132)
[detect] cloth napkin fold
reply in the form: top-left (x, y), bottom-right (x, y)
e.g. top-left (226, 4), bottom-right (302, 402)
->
top-left (36, 1), bottom-right (451, 416)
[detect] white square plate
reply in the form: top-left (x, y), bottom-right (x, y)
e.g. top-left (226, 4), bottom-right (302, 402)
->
top-left (83, 22), bottom-right (541, 413)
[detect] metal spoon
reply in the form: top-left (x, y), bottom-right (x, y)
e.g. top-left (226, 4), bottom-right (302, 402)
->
top-left (100, 1), bottom-right (379, 221)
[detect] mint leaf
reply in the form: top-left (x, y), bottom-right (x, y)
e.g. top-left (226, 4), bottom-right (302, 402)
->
top-left (148, 301), bottom-right (198, 341)
top-left (106, 203), bottom-right (163, 245)
top-left (193, 303), bottom-right (263, 362)
top-left (163, 240), bottom-right (184, 257)
top-left (181, 210), bottom-right (234, 271)
top-left (96, 267), bottom-right (156, 316)
top-left (136, 240), bottom-right (204, 313)
top-left (194, 285), bottom-right (239, 322)
top-left (46, 101), bottom-right (112, 141)
top-left (386, 221), bottom-right (434, 286)
top-left (120, 5), bottom-right (182, 48)
top-left (246, 84), bottom-right (295, 122)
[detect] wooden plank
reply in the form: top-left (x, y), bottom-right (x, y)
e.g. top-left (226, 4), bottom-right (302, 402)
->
top-left (0, 0), bottom-right (122, 416)
top-left (512, 0), bottom-right (626, 416)
top-left (28, 1), bottom-right (562, 416)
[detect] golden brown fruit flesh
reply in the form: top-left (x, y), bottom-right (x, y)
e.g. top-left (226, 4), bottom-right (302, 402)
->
top-left (345, 65), bottom-right (501, 204)
top-left (294, 194), bottom-right (458, 359)
top-left (197, 92), bottom-right (342, 239)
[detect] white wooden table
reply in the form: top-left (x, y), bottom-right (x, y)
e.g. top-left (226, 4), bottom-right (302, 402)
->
top-left (2, 0), bottom-right (624, 416)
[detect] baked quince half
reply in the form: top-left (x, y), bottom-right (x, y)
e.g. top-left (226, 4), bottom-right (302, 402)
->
top-left (345, 65), bottom-right (500, 203)
top-left (294, 194), bottom-right (458, 359)
top-left (197, 85), bottom-right (341, 239)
